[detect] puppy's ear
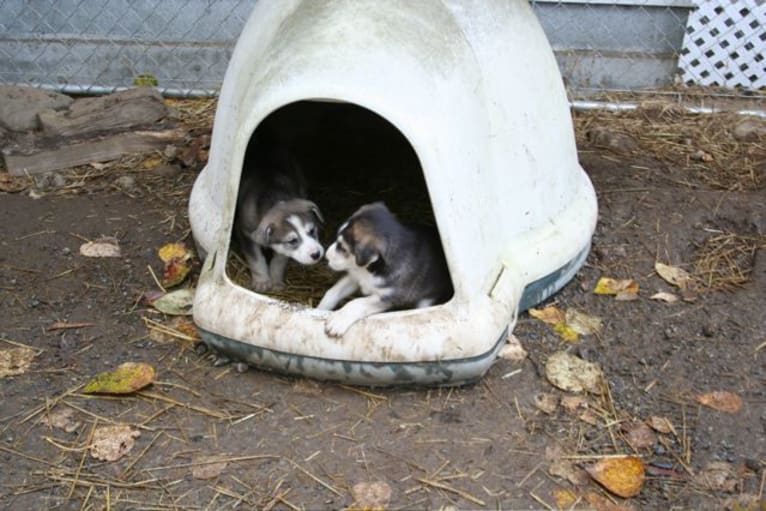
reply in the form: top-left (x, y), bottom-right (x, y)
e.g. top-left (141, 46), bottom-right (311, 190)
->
top-left (308, 201), bottom-right (324, 225)
top-left (253, 224), bottom-right (273, 245)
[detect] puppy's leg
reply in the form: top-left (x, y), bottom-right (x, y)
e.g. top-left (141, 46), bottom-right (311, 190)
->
top-left (243, 245), bottom-right (271, 292)
top-left (325, 295), bottom-right (390, 337)
top-left (268, 253), bottom-right (288, 290)
top-left (317, 275), bottom-right (359, 311)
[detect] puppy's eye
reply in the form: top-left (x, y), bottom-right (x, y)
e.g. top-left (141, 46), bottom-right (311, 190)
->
top-left (308, 226), bottom-right (317, 238)
top-left (286, 237), bottom-right (299, 246)
top-left (335, 243), bottom-right (346, 254)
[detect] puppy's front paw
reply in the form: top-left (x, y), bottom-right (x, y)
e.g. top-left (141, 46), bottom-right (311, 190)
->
top-left (251, 278), bottom-right (272, 293)
top-left (325, 310), bottom-right (357, 337)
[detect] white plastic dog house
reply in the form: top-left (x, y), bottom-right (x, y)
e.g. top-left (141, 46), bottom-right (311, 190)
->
top-left (189, 0), bottom-right (597, 385)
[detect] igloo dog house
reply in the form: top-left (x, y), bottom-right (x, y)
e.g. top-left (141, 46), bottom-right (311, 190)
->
top-left (189, 0), bottom-right (597, 386)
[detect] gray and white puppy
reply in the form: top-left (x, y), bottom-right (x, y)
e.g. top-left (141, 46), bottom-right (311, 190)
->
top-left (234, 134), bottom-right (324, 291)
top-left (317, 202), bottom-right (453, 336)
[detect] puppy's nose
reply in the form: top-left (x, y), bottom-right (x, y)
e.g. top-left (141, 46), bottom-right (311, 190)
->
top-left (311, 250), bottom-right (322, 261)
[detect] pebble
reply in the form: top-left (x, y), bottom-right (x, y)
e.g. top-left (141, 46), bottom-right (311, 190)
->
top-left (234, 362), bottom-right (249, 373)
top-left (62, 247), bottom-right (71, 256)
top-left (213, 356), bottom-right (232, 367)
top-left (194, 342), bottom-right (208, 356)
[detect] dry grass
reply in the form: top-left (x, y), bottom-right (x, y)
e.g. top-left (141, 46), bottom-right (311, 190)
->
top-left (573, 97), bottom-right (766, 192)
top-left (693, 232), bottom-right (765, 291)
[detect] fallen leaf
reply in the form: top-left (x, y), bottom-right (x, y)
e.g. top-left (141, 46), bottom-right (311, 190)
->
top-left (0, 348), bottom-right (36, 377)
top-left (649, 291), bottom-right (678, 303)
top-left (158, 242), bottom-right (193, 288)
top-left (696, 390), bottom-right (743, 414)
top-left (90, 425), bottom-right (140, 461)
top-left (545, 351), bottom-right (603, 393)
top-left (646, 416), bottom-right (675, 435)
top-left (140, 154), bottom-right (164, 170)
top-left (80, 236), bottom-right (121, 258)
top-left (561, 395), bottom-right (590, 413)
top-left (585, 456), bottom-right (646, 498)
top-left (351, 481), bottom-right (392, 510)
top-left (583, 491), bottom-right (636, 511)
top-left (654, 262), bottom-right (692, 289)
top-left (594, 277), bottom-right (639, 300)
top-left (147, 317), bottom-right (200, 346)
top-left (498, 334), bottom-right (527, 362)
top-left (550, 459), bottom-right (590, 486)
top-left (533, 393), bottom-right (559, 414)
top-left (553, 321), bottom-right (580, 343)
top-left (152, 289), bottom-right (195, 316)
top-left (82, 362), bottom-right (155, 394)
top-left (42, 407), bottom-right (82, 433)
top-left (0, 173), bottom-right (29, 193)
top-left (579, 409), bottom-right (600, 426)
top-left (565, 309), bottom-right (603, 336)
top-left (693, 461), bottom-right (738, 492)
top-left (192, 455), bottom-right (228, 480)
top-left (529, 306), bottom-right (566, 325)
top-left (623, 421), bottom-right (657, 449)
top-left (553, 488), bottom-right (578, 509)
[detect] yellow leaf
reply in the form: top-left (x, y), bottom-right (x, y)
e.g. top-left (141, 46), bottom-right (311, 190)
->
top-left (545, 351), bottom-right (603, 393)
top-left (554, 322), bottom-right (580, 343)
top-left (529, 306), bottom-right (566, 325)
top-left (696, 390), bottom-right (743, 414)
top-left (594, 277), bottom-right (639, 298)
top-left (83, 362), bottom-right (156, 394)
top-left (565, 309), bottom-right (602, 336)
top-left (158, 242), bottom-right (193, 288)
top-left (553, 488), bottom-right (578, 509)
top-left (585, 456), bottom-right (646, 498)
top-left (655, 262), bottom-right (692, 289)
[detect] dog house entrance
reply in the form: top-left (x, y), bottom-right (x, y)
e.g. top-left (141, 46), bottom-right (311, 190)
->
top-left (225, 100), bottom-right (453, 307)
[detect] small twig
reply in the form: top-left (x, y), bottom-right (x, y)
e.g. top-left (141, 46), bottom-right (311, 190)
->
top-left (47, 321), bottom-right (96, 331)
top-left (0, 444), bottom-right (61, 467)
top-left (415, 477), bottom-right (485, 506)
top-left (143, 454), bottom-right (279, 472)
top-left (138, 390), bottom-right (230, 420)
top-left (146, 264), bottom-right (166, 293)
top-left (287, 458), bottom-right (342, 496)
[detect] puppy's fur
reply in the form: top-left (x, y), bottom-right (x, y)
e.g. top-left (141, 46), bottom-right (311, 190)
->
top-left (317, 202), bottom-right (453, 336)
top-left (234, 133), bottom-right (324, 291)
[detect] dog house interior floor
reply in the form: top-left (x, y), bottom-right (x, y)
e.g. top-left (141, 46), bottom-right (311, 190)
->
top-left (225, 101), bottom-right (443, 305)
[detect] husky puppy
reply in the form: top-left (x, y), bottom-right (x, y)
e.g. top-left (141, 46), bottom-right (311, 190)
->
top-left (317, 202), bottom-right (453, 336)
top-left (234, 133), bottom-right (324, 291)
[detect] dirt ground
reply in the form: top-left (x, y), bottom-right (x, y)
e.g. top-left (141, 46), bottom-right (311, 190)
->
top-left (1, 100), bottom-right (765, 510)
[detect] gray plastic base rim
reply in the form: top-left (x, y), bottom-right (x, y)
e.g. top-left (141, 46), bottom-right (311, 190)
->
top-left (197, 244), bottom-right (590, 386)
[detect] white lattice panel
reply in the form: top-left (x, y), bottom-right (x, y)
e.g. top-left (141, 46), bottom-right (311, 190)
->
top-left (680, 0), bottom-right (766, 90)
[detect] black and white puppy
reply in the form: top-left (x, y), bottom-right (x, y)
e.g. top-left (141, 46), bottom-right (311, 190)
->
top-left (234, 133), bottom-right (324, 291)
top-left (317, 202), bottom-right (453, 336)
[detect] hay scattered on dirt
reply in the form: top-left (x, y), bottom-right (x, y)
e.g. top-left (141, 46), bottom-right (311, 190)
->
top-left (693, 232), bottom-right (764, 291)
top-left (573, 97), bottom-right (766, 192)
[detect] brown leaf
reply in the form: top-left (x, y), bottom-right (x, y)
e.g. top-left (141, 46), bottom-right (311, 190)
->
top-left (583, 491), bottom-right (636, 511)
top-left (561, 395), bottom-right (590, 413)
top-left (655, 262), bottom-right (692, 290)
top-left (585, 456), bottom-right (646, 498)
top-left (623, 421), bottom-right (657, 449)
top-left (646, 416), bottom-right (675, 435)
top-left (693, 461), bottom-right (738, 492)
top-left (0, 172), bottom-right (29, 193)
top-left (90, 425), bottom-right (140, 461)
top-left (529, 306), bottom-right (566, 325)
top-left (191, 455), bottom-right (228, 480)
top-left (351, 481), bottom-right (392, 510)
top-left (565, 309), bottom-right (603, 336)
top-left (549, 459), bottom-right (590, 486)
top-left (42, 407), bottom-right (82, 433)
top-left (533, 393), bottom-right (559, 415)
top-left (649, 291), bottom-right (678, 303)
top-left (545, 351), bottom-right (603, 393)
top-left (79, 236), bottom-right (121, 258)
top-left (0, 348), bottom-right (36, 377)
top-left (83, 362), bottom-right (155, 394)
top-left (552, 488), bottom-right (579, 509)
top-left (696, 391), bottom-right (743, 414)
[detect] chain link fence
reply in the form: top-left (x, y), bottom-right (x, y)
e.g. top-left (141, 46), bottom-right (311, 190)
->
top-left (0, 0), bottom-right (764, 100)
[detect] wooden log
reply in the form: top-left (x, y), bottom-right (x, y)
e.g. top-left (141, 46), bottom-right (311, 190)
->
top-left (3, 128), bottom-right (185, 176)
top-left (38, 87), bottom-right (169, 138)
